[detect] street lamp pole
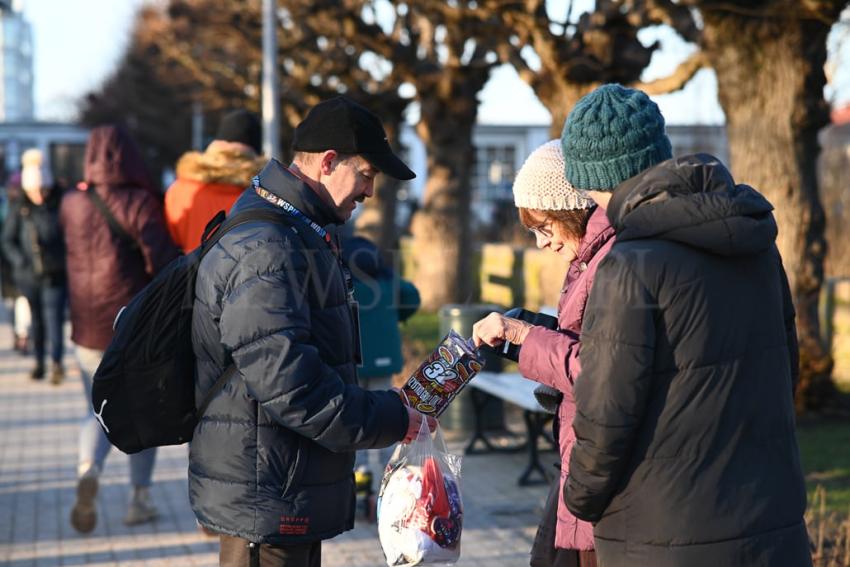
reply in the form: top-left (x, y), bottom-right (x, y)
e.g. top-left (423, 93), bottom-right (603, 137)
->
top-left (261, 0), bottom-right (280, 159)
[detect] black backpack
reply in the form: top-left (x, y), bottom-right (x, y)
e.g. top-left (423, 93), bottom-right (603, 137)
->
top-left (91, 208), bottom-right (292, 454)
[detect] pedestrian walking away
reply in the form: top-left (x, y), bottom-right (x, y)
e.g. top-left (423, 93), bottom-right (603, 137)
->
top-left (560, 84), bottom-right (811, 567)
top-left (1, 149), bottom-right (67, 384)
top-left (164, 108), bottom-right (266, 252)
top-left (189, 95), bottom-right (433, 567)
top-left (60, 124), bottom-right (179, 534)
top-left (471, 139), bottom-right (611, 567)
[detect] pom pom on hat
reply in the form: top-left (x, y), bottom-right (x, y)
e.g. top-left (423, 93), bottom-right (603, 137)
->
top-left (512, 140), bottom-right (594, 211)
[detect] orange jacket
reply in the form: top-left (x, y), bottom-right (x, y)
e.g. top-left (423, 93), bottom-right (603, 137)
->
top-left (164, 141), bottom-right (266, 251)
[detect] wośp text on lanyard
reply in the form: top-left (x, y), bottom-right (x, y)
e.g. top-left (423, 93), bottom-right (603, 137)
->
top-left (251, 175), bottom-right (340, 256)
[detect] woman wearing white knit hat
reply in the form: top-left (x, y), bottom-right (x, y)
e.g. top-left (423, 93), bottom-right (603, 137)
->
top-left (472, 139), bottom-right (616, 567)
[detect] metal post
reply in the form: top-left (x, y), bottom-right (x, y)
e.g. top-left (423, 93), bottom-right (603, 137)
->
top-left (261, 0), bottom-right (280, 159)
top-left (191, 101), bottom-right (204, 151)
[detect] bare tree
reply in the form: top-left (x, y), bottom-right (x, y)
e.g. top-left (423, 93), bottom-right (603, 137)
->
top-left (691, 0), bottom-right (849, 411)
top-left (315, 1), bottom-right (505, 308)
top-left (494, 0), bottom-right (706, 137)
top-left (499, 0), bottom-right (848, 410)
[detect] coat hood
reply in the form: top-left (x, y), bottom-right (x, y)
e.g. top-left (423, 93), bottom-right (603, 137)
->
top-left (175, 141), bottom-right (266, 187)
top-left (607, 153), bottom-right (777, 256)
top-left (84, 124), bottom-right (153, 191)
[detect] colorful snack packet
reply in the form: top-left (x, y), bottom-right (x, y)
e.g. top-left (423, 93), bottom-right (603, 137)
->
top-left (400, 330), bottom-right (484, 417)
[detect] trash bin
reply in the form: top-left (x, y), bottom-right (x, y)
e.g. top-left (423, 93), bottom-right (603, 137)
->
top-left (437, 304), bottom-right (505, 433)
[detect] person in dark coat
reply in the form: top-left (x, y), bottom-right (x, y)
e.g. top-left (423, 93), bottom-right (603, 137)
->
top-left (559, 84), bottom-right (811, 567)
top-left (1, 149), bottom-right (67, 383)
top-left (190, 96), bottom-right (431, 567)
top-left (0, 172), bottom-right (32, 355)
top-left (60, 124), bottom-right (179, 534)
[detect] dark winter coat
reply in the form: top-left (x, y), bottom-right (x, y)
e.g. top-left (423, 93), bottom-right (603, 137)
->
top-left (60, 125), bottom-right (179, 350)
top-left (2, 184), bottom-right (66, 290)
top-left (189, 159), bottom-right (409, 545)
top-left (565, 154), bottom-right (811, 567)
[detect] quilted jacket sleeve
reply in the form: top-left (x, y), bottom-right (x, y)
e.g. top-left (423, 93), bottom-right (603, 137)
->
top-left (565, 251), bottom-right (657, 523)
top-left (218, 234), bottom-right (408, 452)
top-left (518, 326), bottom-right (581, 394)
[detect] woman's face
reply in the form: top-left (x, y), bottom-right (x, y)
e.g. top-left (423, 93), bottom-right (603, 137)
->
top-left (526, 212), bottom-right (581, 262)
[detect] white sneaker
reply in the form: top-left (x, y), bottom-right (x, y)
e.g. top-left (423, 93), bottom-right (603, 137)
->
top-left (124, 486), bottom-right (158, 526)
top-left (70, 466), bottom-right (99, 534)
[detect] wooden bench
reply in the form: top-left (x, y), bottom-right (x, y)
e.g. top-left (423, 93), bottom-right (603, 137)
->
top-left (464, 371), bottom-right (555, 486)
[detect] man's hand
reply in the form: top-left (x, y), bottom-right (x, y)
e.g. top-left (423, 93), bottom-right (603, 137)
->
top-left (471, 312), bottom-right (534, 348)
top-left (402, 407), bottom-right (437, 444)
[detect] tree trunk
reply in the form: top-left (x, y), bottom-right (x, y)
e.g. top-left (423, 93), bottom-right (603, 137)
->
top-left (701, 9), bottom-right (836, 410)
top-left (537, 83), bottom-right (595, 139)
top-left (411, 86), bottom-right (482, 309)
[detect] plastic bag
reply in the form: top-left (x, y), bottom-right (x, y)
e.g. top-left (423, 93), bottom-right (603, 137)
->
top-left (378, 419), bottom-right (463, 566)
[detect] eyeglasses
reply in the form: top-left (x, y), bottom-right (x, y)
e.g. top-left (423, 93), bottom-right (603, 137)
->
top-left (528, 220), bottom-right (553, 239)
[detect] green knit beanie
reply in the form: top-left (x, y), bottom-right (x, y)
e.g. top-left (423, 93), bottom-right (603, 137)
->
top-left (561, 84), bottom-right (672, 192)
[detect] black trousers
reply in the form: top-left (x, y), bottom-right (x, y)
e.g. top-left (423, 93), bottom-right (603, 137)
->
top-left (530, 475), bottom-right (597, 567)
top-left (219, 535), bottom-right (321, 567)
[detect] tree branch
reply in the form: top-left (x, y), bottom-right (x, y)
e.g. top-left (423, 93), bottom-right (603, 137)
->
top-left (631, 50), bottom-right (708, 94)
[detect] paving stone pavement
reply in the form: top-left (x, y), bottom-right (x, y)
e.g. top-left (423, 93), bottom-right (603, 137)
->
top-left (0, 319), bottom-right (554, 566)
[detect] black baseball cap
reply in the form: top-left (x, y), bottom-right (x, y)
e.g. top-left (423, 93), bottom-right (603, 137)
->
top-left (292, 96), bottom-right (415, 180)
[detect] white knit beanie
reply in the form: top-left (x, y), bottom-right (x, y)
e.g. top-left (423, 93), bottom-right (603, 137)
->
top-left (512, 139), bottom-right (593, 211)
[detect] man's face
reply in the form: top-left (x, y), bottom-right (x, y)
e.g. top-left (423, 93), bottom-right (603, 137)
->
top-left (322, 154), bottom-right (379, 220)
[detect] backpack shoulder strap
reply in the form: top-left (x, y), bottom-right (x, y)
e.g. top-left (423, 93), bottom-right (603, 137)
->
top-left (87, 189), bottom-right (140, 252)
top-left (199, 208), bottom-right (299, 259)
top-left (194, 207), bottom-right (301, 420)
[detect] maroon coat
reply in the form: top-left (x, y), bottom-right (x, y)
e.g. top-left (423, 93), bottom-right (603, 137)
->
top-left (60, 125), bottom-right (178, 350)
top-left (518, 206), bottom-right (615, 550)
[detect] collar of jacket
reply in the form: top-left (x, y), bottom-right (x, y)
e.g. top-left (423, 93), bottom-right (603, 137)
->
top-left (575, 205), bottom-right (615, 265)
top-left (255, 158), bottom-right (342, 227)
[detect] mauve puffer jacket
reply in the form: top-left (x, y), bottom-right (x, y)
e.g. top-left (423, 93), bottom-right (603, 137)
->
top-left (518, 205), bottom-right (615, 550)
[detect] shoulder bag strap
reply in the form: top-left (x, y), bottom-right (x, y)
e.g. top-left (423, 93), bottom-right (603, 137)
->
top-left (87, 189), bottom-right (140, 253)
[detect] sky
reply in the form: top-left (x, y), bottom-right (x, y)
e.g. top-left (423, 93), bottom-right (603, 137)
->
top-left (18, 0), bottom-right (850, 127)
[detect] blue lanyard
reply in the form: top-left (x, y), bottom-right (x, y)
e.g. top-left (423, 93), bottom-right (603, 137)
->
top-left (251, 175), bottom-right (339, 256)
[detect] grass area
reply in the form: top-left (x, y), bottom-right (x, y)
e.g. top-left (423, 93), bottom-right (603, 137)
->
top-left (798, 418), bottom-right (850, 515)
top-left (400, 311), bottom-right (440, 346)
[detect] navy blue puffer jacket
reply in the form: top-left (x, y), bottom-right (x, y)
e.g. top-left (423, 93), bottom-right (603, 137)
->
top-left (189, 159), bottom-right (408, 544)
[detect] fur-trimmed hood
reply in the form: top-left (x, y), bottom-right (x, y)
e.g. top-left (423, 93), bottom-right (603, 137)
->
top-left (175, 140), bottom-right (266, 187)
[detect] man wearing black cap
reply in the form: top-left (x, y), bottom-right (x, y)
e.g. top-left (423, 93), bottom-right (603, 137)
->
top-left (188, 96), bottom-right (427, 566)
top-left (164, 109), bottom-right (266, 251)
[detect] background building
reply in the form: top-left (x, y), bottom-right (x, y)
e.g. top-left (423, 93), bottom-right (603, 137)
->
top-left (0, 0), bottom-right (34, 122)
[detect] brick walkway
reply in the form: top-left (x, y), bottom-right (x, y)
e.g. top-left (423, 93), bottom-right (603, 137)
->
top-left (0, 319), bottom-right (553, 566)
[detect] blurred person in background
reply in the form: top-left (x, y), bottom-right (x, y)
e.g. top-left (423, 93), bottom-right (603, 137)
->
top-left (342, 235), bottom-right (420, 518)
top-left (164, 109), bottom-right (265, 252)
top-left (1, 149), bottom-right (67, 384)
top-left (0, 172), bottom-right (32, 355)
top-left (61, 124), bottom-right (179, 534)
top-left (472, 139), bottom-right (613, 567)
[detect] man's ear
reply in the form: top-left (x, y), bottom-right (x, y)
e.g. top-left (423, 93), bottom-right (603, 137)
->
top-left (319, 150), bottom-right (338, 176)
